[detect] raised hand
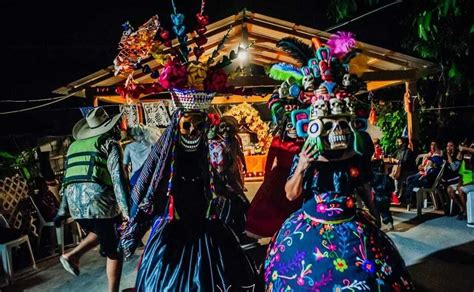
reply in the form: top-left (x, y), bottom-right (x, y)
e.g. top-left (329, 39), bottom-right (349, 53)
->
top-left (296, 143), bottom-right (318, 173)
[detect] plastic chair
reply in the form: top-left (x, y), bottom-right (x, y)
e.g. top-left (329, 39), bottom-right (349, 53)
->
top-left (0, 214), bottom-right (37, 284)
top-left (28, 197), bottom-right (82, 255)
top-left (467, 191), bottom-right (474, 228)
top-left (414, 162), bottom-right (446, 216)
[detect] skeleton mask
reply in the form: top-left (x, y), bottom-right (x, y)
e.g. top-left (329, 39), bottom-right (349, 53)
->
top-left (329, 98), bottom-right (346, 115)
top-left (302, 74), bottom-right (315, 91)
top-left (218, 121), bottom-right (231, 139)
top-left (311, 99), bottom-right (329, 118)
top-left (278, 81), bottom-right (290, 99)
top-left (344, 97), bottom-right (355, 115)
top-left (321, 118), bottom-right (352, 150)
top-left (179, 113), bottom-right (206, 152)
top-left (284, 120), bottom-right (297, 140)
top-left (342, 74), bottom-right (351, 87)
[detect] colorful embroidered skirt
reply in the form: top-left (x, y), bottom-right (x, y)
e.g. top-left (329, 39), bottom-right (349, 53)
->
top-left (264, 193), bottom-right (414, 291)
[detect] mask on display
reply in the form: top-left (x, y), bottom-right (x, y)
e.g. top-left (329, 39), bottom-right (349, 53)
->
top-left (178, 112), bottom-right (206, 152)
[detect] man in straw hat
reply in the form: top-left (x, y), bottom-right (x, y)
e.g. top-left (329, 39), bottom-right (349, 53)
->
top-left (54, 107), bottom-right (129, 292)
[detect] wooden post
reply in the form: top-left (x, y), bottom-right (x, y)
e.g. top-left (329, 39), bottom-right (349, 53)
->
top-left (404, 81), bottom-right (419, 150)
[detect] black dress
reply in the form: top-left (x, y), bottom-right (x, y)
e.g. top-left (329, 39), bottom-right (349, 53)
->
top-left (135, 148), bottom-right (259, 291)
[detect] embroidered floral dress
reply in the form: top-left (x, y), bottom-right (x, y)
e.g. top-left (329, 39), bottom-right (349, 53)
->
top-left (264, 155), bottom-right (414, 291)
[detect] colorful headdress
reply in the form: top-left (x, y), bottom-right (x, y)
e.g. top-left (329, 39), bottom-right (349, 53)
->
top-left (268, 32), bottom-right (366, 156)
top-left (112, 0), bottom-right (233, 102)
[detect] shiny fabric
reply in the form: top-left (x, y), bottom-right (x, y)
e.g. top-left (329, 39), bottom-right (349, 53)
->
top-left (137, 217), bottom-right (259, 291)
top-left (264, 156), bottom-right (414, 291)
top-left (246, 137), bottom-right (303, 237)
top-left (133, 129), bottom-right (260, 291)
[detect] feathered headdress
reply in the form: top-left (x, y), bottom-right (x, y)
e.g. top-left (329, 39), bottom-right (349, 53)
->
top-left (276, 37), bottom-right (314, 65)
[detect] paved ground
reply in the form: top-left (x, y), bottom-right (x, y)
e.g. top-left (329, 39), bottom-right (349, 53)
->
top-left (2, 182), bottom-right (474, 291)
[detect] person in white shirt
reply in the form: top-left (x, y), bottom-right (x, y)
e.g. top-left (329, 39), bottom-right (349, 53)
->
top-left (123, 124), bottom-right (159, 186)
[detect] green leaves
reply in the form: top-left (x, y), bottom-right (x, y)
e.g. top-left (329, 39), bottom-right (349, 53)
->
top-left (417, 11), bottom-right (433, 41)
top-left (448, 63), bottom-right (460, 79)
top-left (376, 108), bottom-right (406, 154)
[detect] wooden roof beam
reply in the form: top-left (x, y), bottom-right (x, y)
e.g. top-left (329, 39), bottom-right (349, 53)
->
top-left (360, 69), bottom-right (418, 82)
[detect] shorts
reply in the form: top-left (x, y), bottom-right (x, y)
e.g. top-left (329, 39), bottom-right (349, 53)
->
top-left (76, 216), bottom-right (122, 257)
top-left (461, 184), bottom-right (474, 194)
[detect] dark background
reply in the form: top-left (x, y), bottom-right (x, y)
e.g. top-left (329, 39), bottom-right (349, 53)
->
top-left (0, 0), bottom-right (406, 148)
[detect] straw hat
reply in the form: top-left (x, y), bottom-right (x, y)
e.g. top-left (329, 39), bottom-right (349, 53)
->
top-left (72, 108), bottom-right (122, 140)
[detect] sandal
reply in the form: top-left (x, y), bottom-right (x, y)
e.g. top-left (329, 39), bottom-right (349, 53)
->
top-left (60, 255), bottom-right (80, 276)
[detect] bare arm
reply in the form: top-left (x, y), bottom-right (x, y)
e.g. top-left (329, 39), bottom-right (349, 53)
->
top-left (285, 143), bottom-right (317, 201)
top-left (107, 141), bottom-right (130, 219)
top-left (459, 145), bottom-right (474, 154)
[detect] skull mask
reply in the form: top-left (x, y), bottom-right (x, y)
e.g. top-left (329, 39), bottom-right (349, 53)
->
top-left (218, 116), bottom-right (238, 140)
top-left (302, 74), bottom-right (315, 91)
top-left (278, 81), bottom-right (290, 99)
top-left (284, 119), bottom-right (297, 140)
top-left (329, 98), bottom-right (346, 115)
top-left (321, 118), bottom-right (352, 150)
top-left (179, 113), bottom-right (206, 152)
top-left (311, 99), bottom-right (329, 118)
top-left (342, 74), bottom-right (351, 87)
top-left (218, 121), bottom-right (231, 139)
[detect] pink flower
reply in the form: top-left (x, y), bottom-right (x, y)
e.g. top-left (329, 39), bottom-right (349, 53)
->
top-left (316, 204), bottom-right (327, 213)
top-left (328, 244), bottom-right (337, 252)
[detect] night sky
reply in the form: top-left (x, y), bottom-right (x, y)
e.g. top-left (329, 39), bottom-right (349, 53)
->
top-left (0, 0), bottom-right (406, 146)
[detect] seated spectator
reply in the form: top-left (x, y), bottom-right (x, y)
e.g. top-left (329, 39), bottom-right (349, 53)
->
top-left (32, 177), bottom-right (60, 222)
top-left (390, 137), bottom-right (417, 200)
top-left (442, 141), bottom-right (462, 216)
top-left (455, 142), bottom-right (474, 221)
top-left (404, 141), bottom-right (444, 207)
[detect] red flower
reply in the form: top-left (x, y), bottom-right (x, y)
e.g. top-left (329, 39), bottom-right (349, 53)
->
top-left (159, 59), bottom-right (187, 89)
top-left (346, 198), bottom-right (354, 208)
top-left (204, 67), bottom-right (228, 92)
top-left (349, 167), bottom-right (360, 178)
top-left (208, 113), bottom-right (220, 126)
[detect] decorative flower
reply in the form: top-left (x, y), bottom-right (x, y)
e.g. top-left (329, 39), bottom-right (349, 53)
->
top-left (316, 204), bottom-right (327, 213)
top-left (272, 271), bottom-right (279, 281)
top-left (333, 285), bottom-right (342, 292)
top-left (158, 59), bottom-right (188, 89)
top-left (382, 263), bottom-right (392, 275)
top-left (207, 113), bottom-right (220, 126)
top-left (349, 167), bottom-right (360, 178)
top-left (346, 198), bottom-right (354, 208)
top-left (204, 67), bottom-right (228, 92)
top-left (327, 243), bottom-right (337, 252)
top-left (187, 62), bottom-right (208, 90)
top-left (362, 260), bottom-right (375, 274)
top-left (333, 258), bottom-right (348, 272)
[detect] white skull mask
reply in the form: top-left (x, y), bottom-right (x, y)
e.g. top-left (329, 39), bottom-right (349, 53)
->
top-left (329, 98), bottom-right (346, 115)
top-left (321, 118), bottom-right (352, 150)
top-left (302, 74), bottom-right (315, 91)
top-left (311, 99), bottom-right (329, 118)
top-left (284, 121), bottom-right (297, 139)
top-left (278, 82), bottom-right (290, 98)
top-left (344, 97), bottom-right (355, 115)
top-left (342, 74), bottom-right (351, 87)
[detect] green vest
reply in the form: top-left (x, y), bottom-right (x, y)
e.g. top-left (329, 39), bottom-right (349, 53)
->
top-left (459, 160), bottom-right (474, 185)
top-left (63, 135), bottom-right (112, 186)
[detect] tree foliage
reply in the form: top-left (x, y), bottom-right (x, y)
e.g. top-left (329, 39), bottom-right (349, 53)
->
top-left (375, 104), bottom-right (406, 154)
